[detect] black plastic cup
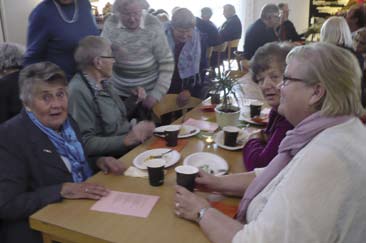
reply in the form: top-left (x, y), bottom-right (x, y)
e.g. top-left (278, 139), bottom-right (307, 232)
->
top-left (210, 93), bottom-right (221, 104)
top-left (223, 126), bottom-right (240, 147)
top-left (146, 159), bottom-right (165, 186)
top-left (250, 102), bottom-right (263, 118)
top-left (175, 165), bottom-right (199, 192)
top-left (165, 125), bottom-right (180, 147)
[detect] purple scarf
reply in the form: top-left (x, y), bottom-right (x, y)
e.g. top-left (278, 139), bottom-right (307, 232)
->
top-left (236, 112), bottom-right (352, 223)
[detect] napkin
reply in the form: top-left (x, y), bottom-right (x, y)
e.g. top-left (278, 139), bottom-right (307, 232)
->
top-left (149, 138), bottom-right (188, 152)
top-left (124, 166), bottom-right (148, 178)
top-left (183, 118), bottom-right (218, 132)
top-left (210, 201), bottom-right (238, 218)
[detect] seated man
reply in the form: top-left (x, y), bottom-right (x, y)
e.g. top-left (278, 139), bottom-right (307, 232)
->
top-left (243, 4), bottom-right (280, 60)
top-left (196, 7), bottom-right (220, 47)
top-left (195, 7), bottom-right (220, 74)
top-left (218, 4), bottom-right (242, 43)
top-left (277, 3), bottom-right (302, 42)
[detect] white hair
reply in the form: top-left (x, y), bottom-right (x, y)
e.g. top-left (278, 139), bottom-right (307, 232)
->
top-left (112, 0), bottom-right (144, 14)
top-left (320, 16), bottom-right (353, 48)
top-left (74, 36), bottom-right (111, 70)
top-left (0, 42), bottom-right (25, 71)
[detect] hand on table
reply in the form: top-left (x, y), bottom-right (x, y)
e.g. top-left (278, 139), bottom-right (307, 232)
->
top-left (96, 156), bottom-right (126, 175)
top-left (176, 90), bottom-right (191, 107)
top-left (142, 95), bottom-right (157, 109)
top-left (174, 185), bottom-right (210, 222)
top-left (60, 182), bottom-right (109, 200)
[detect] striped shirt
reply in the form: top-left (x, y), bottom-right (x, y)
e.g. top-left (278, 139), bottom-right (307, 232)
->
top-left (101, 12), bottom-right (174, 100)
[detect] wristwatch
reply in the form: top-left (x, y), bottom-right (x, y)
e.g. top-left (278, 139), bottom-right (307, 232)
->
top-left (197, 207), bottom-right (211, 223)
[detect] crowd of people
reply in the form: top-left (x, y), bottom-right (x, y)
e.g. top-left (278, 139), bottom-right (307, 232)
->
top-left (1, 0), bottom-right (366, 243)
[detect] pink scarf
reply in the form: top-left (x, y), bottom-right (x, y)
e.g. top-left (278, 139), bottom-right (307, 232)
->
top-left (236, 112), bottom-right (352, 223)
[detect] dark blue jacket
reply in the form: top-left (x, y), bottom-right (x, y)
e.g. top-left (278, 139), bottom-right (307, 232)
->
top-left (195, 17), bottom-right (220, 47)
top-left (218, 14), bottom-right (242, 43)
top-left (243, 19), bottom-right (278, 60)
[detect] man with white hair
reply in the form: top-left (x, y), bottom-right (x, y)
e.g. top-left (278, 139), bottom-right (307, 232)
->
top-left (101, 0), bottom-right (174, 119)
top-left (243, 4), bottom-right (280, 60)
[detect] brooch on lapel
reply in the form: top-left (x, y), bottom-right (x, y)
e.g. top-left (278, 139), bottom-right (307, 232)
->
top-left (42, 149), bottom-right (53, 154)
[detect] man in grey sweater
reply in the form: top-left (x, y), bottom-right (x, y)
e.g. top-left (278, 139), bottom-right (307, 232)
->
top-left (102, 0), bottom-right (174, 118)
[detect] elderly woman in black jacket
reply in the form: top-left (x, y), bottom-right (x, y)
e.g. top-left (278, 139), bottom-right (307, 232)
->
top-left (0, 62), bottom-right (124, 243)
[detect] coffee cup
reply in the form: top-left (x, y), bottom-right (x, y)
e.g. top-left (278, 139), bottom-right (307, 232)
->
top-left (223, 126), bottom-right (240, 147)
top-left (146, 159), bottom-right (165, 186)
top-left (210, 93), bottom-right (220, 104)
top-left (175, 165), bottom-right (199, 192)
top-left (250, 101), bottom-right (263, 118)
top-left (165, 125), bottom-right (180, 147)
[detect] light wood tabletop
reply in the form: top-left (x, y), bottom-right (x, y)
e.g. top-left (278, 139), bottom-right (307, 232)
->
top-left (30, 104), bottom-right (247, 243)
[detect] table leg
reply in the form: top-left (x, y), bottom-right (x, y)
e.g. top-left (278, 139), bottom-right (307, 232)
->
top-left (42, 233), bottom-right (54, 243)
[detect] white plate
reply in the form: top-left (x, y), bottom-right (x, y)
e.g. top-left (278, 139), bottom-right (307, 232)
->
top-left (154, 125), bottom-right (200, 138)
top-left (133, 149), bottom-right (181, 169)
top-left (183, 152), bottom-right (228, 176)
top-left (214, 129), bottom-right (249, 151)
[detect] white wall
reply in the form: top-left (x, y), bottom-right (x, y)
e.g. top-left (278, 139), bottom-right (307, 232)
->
top-left (0, 0), bottom-right (41, 44)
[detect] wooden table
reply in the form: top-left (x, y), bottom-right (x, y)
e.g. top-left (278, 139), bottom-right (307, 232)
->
top-left (30, 105), bottom-right (246, 243)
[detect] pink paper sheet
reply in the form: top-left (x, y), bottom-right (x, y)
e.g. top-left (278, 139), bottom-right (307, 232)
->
top-left (91, 191), bottom-right (159, 218)
top-left (183, 118), bottom-right (218, 132)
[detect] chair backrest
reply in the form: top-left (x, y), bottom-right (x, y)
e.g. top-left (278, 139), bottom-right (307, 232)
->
top-left (152, 94), bottom-right (202, 123)
top-left (213, 42), bottom-right (228, 53)
top-left (206, 46), bottom-right (213, 64)
top-left (227, 39), bottom-right (241, 65)
top-left (227, 70), bottom-right (247, 79)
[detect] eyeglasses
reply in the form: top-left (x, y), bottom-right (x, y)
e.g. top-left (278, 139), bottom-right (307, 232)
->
top-left (120, 11), bottom-right (142, 18)
top-left (99, 56), bottom-right (115, 59)
top-left (280, 75), bottom-right (306, 87)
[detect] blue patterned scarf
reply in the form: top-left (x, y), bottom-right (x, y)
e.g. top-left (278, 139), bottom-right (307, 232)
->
top-left (165, 23), bottom-right (201, 80)
top-left (26, 111), bottom-right (92, 182)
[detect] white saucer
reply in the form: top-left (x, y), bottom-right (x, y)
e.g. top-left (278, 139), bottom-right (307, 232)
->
top-left (183, 152), bottom-right (228, 176)
top-left (133, 148), bottom-right (181, 170)
top-left (154, 125), bottom-right (200, 138)
top-left (214, 129), bottom-right (249, 150)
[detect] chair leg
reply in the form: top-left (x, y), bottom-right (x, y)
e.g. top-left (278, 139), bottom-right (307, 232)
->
top-left (217, 53), bottom-right (221, 78)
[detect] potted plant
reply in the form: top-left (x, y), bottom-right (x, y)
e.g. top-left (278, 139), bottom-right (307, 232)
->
top-left (210, 73), bottom-right (242, 127)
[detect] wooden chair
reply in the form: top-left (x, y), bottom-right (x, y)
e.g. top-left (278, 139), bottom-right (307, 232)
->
top-left (213, 42), bottom-right (228, 77)
top-left (227, 70), bottom-right (247, 79)
top-left (152, 94), bottom-right (202, 124)
top-left (227, 39), bottom-right (240, 70)
top-left (206, 46), bottom-right (214, 65)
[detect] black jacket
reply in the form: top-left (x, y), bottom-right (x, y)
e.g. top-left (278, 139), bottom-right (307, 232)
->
top-left (0, 109), bottom-right (86, 243)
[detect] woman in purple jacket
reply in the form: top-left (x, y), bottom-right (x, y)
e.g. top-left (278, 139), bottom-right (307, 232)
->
top-left (243, 42), bottom-right (294, 171)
